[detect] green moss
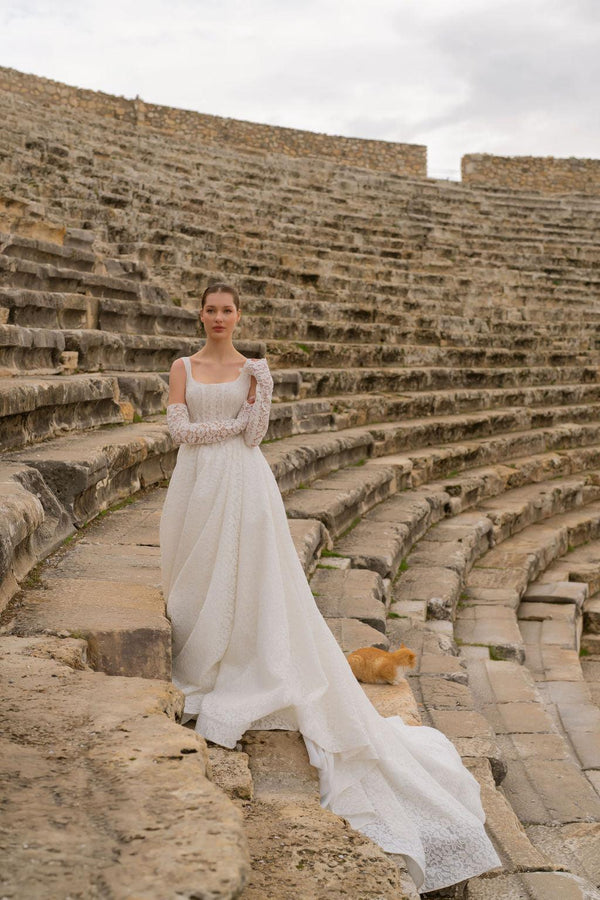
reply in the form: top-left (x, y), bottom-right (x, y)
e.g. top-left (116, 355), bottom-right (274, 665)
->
top-left (316, 564), bottom-right (339, 570)
top-left (339, 516), bottom-right (361, 538)
top-left (351, 458), bottom-right (366, 467)
top-left (22, 568), bottom-right (43, 589)
top-left (579, 646), bottom-right (591, 657)
top-left (133, 413), bottom-right (143, 423)
top-left (295, 343), bottom-right (311, 354)
top-left (321, 549), bottom-right (345, 558)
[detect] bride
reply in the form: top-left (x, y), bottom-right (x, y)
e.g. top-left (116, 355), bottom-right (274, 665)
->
top-left (159, 282), bottom-right (501, 893)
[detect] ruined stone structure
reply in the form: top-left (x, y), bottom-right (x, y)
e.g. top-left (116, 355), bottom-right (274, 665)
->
top-left (1, 69), bottom-right (600, 899)
top-left (0, 65), bottom-right (426, 177)
top-left (463, 152), bottom-right (600, 195)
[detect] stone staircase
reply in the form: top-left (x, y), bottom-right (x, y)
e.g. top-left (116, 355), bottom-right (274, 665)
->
top-left (1, 71), bottom-right (600, 897)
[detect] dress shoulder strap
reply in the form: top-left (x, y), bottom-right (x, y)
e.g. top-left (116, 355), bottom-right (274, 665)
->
top-left (181, 356), bottom-right (191, 380)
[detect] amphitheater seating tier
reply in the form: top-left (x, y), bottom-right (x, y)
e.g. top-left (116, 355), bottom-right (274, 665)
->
top-left (1, 75), bottom-right (600, 898)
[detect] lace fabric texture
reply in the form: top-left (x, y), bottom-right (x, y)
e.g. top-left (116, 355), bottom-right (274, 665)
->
top-left (166, 402), bottom-right (249, 445)
top-left (166, 357), bottom-right (273, 448)
top-left (159, 355), bottom-right (501, 893)
top-left (240, 358), bottom-right (274, 447)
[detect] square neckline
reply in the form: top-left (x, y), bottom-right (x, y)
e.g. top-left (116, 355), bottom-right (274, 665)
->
top-left (185, 356), bottom-right (250, 386)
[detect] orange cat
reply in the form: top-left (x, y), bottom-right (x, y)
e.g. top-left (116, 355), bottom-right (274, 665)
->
top-left (346, 645), bottom-right (416, 684)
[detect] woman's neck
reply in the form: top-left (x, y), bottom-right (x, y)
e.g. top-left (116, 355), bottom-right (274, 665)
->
top-left (195, 337), bottom-right (242, 363)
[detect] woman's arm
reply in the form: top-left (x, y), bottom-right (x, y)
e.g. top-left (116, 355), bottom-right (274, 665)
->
top-left (166, 402), bottom-right (250, 445)
top-left (168, 357), bottom-right (186, 404)
top-left (165, 357), bottom-right (250, 446)
top-left (239, 359), bottom-right (274, 447)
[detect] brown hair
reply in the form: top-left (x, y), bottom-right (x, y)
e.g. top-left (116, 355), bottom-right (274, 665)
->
top-left (201, 282), bottom-right (240, 310)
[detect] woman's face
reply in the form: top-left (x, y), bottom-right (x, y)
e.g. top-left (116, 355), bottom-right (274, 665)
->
top-left (200, 292), bottom-right (241, 339)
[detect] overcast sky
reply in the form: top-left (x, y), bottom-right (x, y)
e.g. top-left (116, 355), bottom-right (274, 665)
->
top-left (1, 0), bottom-right (598, 179)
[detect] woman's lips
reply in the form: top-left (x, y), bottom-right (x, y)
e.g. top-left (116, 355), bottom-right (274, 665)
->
top-left (213, 327), bottom-right (224, 331)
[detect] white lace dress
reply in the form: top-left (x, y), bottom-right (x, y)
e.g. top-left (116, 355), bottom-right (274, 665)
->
top-left (159, 355), bottom-right (501, 893)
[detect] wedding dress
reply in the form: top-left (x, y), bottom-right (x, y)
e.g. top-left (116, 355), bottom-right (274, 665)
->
top-left (159, 355), bottom-right (501, 893)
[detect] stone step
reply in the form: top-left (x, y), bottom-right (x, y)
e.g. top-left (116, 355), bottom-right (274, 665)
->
top-left (0, 372), bottom-right (174, 450)
top-left (139, 227), bottom-right (600, 289)
top-left (0, 460), bottom-right (73, 609)
top-left (70, 201), bottom-right (600, 262)
top-left (0, 318), bottom-right (263, 375)
top-left (31, 154), bottom-right (599, 242)
top-left (275, 405), bottom-right (600, 484)
top-left (5, 404), bottom-right (600, 605)
top-left (462, 653), bottom-right (600, 831)
top-left (283, 462), bottom-right (397, 539)
top-left (288, 517), bottom-right (332, 577)
top-left (262, 382), bottom-right (600, 442)
top-left (17, 362), bottom-right (600, 437)
top-left (2, 190), bottom-right (596, 306)
top-left (334, 485), bottom-right (450, 580)
top-left (361, 421), bottom-right (600, 487)
top-left (268, 334), bottom-right (596, 372)
top-left (0, 486), bottom-right (329, 671)
top-left (0, 193), bottom-right (71, 244)
top-left (0, 373), bottom-right (125, 450)
top-left (357, 471), bottom-right (600, 669)
top-left (1, 633), bottom-right (250, 899)
top-left (384, 473), bottom-right (600, 609)
top-left (524, 824), bottom-right (600, 894)
top-left (4, 92), bottom-right (599, 218)
top-left (460, 502), bottom-right (600, 661)
top-left (0, 229), bottom-right (98, 272)
top-left (464, 871), bottom-right (600, 899)
top-left (530, 540), bottom-right (600, 636)
top-left (0, 422), bottom-right (375, 605)
top-left (516, 578), bottom-right (600, 776)
top-left (385, 602), bottom-right (507, 786)
top-left (309, 565), bottom-right (387, 634)
top-left (0, 469), bottom-right (420, 896)
top-left (239, 730), bottom-right (413, 899)
top-left (235, 311), bottom-right (595, 351)
top-left (1, 488), bottom-right (171, 678)
top-left (0, 286), bottom-right (199, 336)
top-left (294, 363), bottom-right (600, 396)
top-left (366, 403), bottom-right (600, 458)
top-left (0, 251), bottom-right (158, 301)
top-left (2, 419), bottom-right (175, 530)
top-left (464, 757), bottom-right (549, 875)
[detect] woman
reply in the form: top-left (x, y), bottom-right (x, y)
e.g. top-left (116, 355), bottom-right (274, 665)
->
top-left (159, 282), bottom-right (501, 893)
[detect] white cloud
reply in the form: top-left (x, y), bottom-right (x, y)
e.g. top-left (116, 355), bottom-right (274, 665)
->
top-left (0, 0), bottom-right (597, 179)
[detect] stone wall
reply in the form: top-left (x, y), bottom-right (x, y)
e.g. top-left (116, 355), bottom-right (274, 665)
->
top-left (0, 66), bottom-right (426, 177)
top-left (462, 152), bottom-right (600, 195)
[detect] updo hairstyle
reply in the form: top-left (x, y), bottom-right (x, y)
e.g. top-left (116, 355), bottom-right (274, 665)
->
top-left (201, 282), bottom-right (241, 310)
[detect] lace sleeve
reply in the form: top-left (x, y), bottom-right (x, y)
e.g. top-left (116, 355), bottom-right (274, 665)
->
top-left (166, 403), bottom-right (250, 446)
top-left (241, 359), bottom-right (274, 447)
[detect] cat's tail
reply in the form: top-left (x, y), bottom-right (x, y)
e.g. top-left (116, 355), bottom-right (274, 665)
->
top-left (391, 645), bottom-right (416, 668)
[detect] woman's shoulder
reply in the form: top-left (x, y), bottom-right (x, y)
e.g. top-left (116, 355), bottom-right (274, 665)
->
top-left (170, 356), bottom-right (188, 374)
